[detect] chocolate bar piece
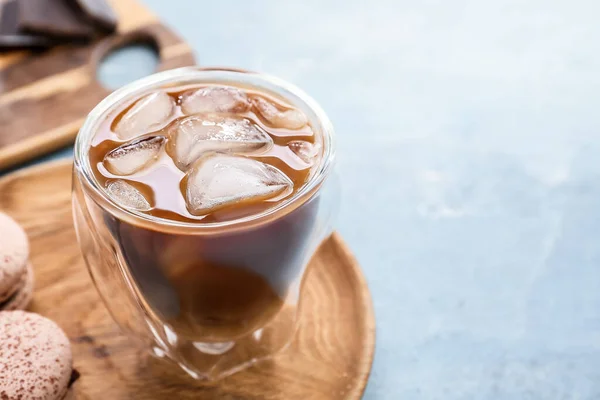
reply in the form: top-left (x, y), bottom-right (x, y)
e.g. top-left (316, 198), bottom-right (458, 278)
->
top-left (0, 0), bottom-right (52, 49)
top-left (71, 0), bottom-right (118, 33)
top-left (19, 0), bottom-right (95, 40)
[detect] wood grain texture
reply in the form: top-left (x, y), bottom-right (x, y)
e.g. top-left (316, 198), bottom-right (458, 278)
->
top-left (0, 159), bottom-right (375, 400)
top-left (0, 0), bottom-right (195, 170)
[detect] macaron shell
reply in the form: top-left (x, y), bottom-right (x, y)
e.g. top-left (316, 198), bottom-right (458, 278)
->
top-left (0, 263), bottom-right (26, 303)
top-left (0, 212), bottom-right (29, 296)
top-left (2, 263), bottom-right (34, 311)
top-left (0, 311), bottom-right (73, 400)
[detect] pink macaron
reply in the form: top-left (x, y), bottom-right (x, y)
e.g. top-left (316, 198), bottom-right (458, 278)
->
top-left (0, 212), bottom-right (33, 311)
top-left (0, 311), bottom-right (78, 399)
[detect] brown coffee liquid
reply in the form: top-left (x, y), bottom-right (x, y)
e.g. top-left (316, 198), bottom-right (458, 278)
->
top-left (89, 83), bottom-right (321, 224)
top-left (91, 83), bottom-right (322, 342)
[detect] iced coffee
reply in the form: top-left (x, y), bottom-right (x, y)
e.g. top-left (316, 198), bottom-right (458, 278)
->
top-left (73, 68), bottom-right (335, 379)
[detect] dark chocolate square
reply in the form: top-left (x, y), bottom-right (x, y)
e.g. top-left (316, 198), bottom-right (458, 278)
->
top-left (0, 0), bottom-right (52, 50)
top-left (18, 0), bottom-right (95, 40)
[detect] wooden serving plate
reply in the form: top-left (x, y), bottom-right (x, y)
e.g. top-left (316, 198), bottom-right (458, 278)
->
top-left (0, 159), bottom-right (375, 400)
top-left (0, 0), bottom-right (196, 170)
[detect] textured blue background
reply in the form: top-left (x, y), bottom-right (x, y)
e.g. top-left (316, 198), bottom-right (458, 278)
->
top-left (16, 0), bottom-right (600, 398)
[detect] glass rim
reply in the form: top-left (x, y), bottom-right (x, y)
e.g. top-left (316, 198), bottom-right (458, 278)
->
top-left (74, 66), bottom-right (336, 232)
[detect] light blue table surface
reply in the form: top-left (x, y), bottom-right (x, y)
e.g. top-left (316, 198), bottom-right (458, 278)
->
top-left (14, 0), bottom-right (600, 398)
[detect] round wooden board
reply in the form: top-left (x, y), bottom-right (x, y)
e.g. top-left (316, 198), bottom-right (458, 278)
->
top-left (0, 159), bottom-right (375, 400)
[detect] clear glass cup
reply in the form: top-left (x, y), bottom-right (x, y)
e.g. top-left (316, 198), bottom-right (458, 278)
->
top-left (71, 67), bottom-right (337, 380)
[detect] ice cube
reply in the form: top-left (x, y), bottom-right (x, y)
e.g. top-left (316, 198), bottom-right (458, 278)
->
top-left (166, 114), bottom-right (273, 171)
top-left (114, 91), bottom-right (175, 140)
top-left (288, 140), bottom-right (320, 165)
top-left (104, 136), bottom-right (165, 176)
top-left (253, 97), bottom-right (307, 130)
top-left (185, 155), bottom-right (293, 215)
top-left (181, 86), bottom-right (250, 115)
top-left (106, 180), bottom-right (151, 211)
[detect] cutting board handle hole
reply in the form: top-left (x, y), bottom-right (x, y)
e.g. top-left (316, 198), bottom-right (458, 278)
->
top-left (96, 41), bottom-right (159, 90)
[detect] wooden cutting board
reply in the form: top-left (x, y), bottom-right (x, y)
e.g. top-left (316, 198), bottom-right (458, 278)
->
top-left (0, 159), bottom-right (376, 400)
top-left (0, 0), bottom-right (195, 170)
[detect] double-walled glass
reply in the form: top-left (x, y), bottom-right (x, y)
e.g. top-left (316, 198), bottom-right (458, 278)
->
top-left (72, 67), bottom-right (337, 380)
